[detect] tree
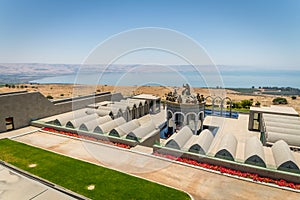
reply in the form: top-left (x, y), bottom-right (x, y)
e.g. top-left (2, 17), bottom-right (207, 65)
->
top-left (272, 97), bottom-right (287, 105)
top-left (232, 102), bottom-right (242, 109)
top-left (46, 95), bottom-right (53, 99)
top-left (291, 96), bottom-right (297, 100)
top-left (241, 99), bottom-right (253, 109)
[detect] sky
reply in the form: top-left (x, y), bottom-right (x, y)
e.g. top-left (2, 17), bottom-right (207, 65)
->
top-left (0, 0), bottom-right (299, 69)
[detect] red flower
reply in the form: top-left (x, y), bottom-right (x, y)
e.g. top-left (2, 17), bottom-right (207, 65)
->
top-left (152, 152), bottom-right (300, 191)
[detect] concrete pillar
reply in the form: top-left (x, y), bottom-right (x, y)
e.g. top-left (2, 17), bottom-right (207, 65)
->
top-left (248, 111), bottom-right (254, 130)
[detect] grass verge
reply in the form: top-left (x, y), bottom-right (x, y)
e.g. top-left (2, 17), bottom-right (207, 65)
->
top-left (0, 139), bottom-right (190, 200)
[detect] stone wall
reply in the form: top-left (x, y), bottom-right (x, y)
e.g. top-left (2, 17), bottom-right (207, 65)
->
top-left (0, 91), bottom-right (123, 133)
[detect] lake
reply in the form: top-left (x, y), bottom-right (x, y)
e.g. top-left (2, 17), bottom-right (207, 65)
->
top-left (32, 70), bottom-right (300, 89)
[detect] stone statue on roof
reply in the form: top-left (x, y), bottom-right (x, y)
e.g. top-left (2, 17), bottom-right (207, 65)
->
top-left (182, 83), bottom-right (191, 96)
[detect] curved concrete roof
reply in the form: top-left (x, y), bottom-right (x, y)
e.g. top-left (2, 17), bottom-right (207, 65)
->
top-left (267, 132), bottom-right (300, 147)
top-left (271, 140), bottom-right (300, 172)
top-left (266, 126), bottom-right (300, 136)
top-left (165, 126), bottom-right (193, 150)
top-left (215, 133), bottom-right (237, 161)
top-left (135, 99), bottom-right (146, 106)
top-left (133, 94), bottom-right (160, 100)
top-left (52, 109), bottom-right (87, 126)
top-left (264, 113), bottom-right (300, 120)
top-left (93, 117), bottom-right (126, 134)
top-left (85, 108), bottom-right (97, 115)
top-left (109, 104), bottom-right (130, 113)
top-left (126, 121), bottom-right (156, 141)
top-left (109, 119), bottom-right (140, 137)
top-left (182, 135), bottom-right (198, 150)
top-left (244, 137), bottom-right (266, 167)
top-left (264, 121), bottom-right (300, 130)
top-left (65, 113), bottom-right (99, 129)
top-left (263, 113), bottom-right (300, 147)
top-left (97, 106), bottom-right (123, 118)
top-left (183, 129), bottom-right (214, 155)
top-left (78, 115), bottom-right (113, 132)
top-left (121, 99), bottom-right (145, 106)
top-left (86, 108), bottom-right (113, 118)
top-left (115, 101), bottom-right (136, 109)
top-left (263, 115), bottom-right (300, 125)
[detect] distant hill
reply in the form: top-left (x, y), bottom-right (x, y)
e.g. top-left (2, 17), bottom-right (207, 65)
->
top-left (0, 63), bottom-right (79, 83)
top-left (0, 63), bottom-right (218, 83)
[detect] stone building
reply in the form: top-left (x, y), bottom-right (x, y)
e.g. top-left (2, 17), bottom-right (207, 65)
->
top-left (0, 91), bottom-right (122, 133)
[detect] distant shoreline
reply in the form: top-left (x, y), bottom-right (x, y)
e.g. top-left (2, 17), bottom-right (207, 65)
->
top-left (28, 71), bottom-right (300, 89)
top-left (1, 63), bottom-right (300, 88)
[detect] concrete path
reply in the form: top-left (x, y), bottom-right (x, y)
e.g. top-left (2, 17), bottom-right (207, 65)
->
top-left (0, 126), bottom-right (39, 139)
top-left (14, 131), bottom-right (300, 200)
top-left (0, 164), bottom-right (76, 200)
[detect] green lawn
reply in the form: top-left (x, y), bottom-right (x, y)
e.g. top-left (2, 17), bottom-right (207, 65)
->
top-left (0, 139), bottom-right (190, 200)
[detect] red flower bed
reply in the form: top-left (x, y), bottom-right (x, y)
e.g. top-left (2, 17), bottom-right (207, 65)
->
top-left (153, 152), bottom-right (300, 190)
top-left (42, 127), bottom-right (131, 149)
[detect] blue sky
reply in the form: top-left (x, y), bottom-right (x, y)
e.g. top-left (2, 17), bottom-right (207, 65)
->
top-left (0, 0), bottom-right (299, 69)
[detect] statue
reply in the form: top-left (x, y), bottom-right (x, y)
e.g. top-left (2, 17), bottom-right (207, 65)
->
top-left (177, 95), bottom-right (182, 103)
top-left (197, 93), bottom-right (201, 103)
top-left (200, 95), bottom-right (205, 102)
top-left (174, 88), bottom-right (177, 96)
top-left (182, 83), bottom-right (191, 96)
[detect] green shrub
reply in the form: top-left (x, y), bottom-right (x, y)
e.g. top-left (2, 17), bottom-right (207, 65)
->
top-left (255, 101), bottom-right (261, 106)
top-left (291, 96), bottom-right (297, 100)
top-left (272, 97), bottom-right (288, 104)
top-left (46, 95), bottom-right (53, 99)
top-left (241, 99), bottom-right (253, 108)
top-left (232, 102), bottom-right (242, 109)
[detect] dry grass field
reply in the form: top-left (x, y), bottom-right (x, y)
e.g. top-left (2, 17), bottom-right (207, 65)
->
top-left (1, 83), bottom-right (299, 113)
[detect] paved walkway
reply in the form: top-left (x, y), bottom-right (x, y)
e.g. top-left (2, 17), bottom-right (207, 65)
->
top-left (0, 164), bottom-right (76, 200)
top-left (0, 126), bottom-right (39, 139)
top-left (14, 131), bottom-right (300, 200)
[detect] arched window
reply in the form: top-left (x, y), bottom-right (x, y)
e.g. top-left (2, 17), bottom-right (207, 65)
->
top-left (174, 112), bottom-right (185, 131)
